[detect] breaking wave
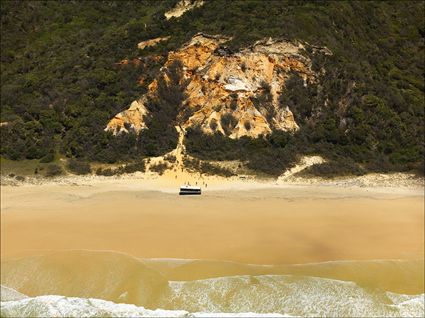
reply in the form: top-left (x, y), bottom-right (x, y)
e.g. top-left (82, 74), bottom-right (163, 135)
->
top-left (1, 250), bottom-right (424, 317)
top-left (0, 294), bottom-right (291, 318)
top-left (163, 275), bottom-right (424, 317)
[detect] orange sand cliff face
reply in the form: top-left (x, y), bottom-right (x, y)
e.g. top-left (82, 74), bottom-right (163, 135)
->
top-left (106, 100), bottom-right (148, 134)
top-left (106, 33), bottom-right (324, 138)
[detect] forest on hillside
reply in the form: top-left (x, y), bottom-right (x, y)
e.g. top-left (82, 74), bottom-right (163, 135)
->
top-left (1, 0), bottom-right (424, 176)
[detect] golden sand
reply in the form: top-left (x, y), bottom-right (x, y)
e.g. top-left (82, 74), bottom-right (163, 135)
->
top-left (1, 179), bottom-right (424, 307)
top-left (1, 181), bottom-right (423, 265)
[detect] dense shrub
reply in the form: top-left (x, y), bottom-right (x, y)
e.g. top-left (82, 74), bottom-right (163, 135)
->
top-left (185, 126), bottom-right (299, 176)
top-left (298, 159), bottom-right (366, 178)
top-left (45, 164), bottom-right (64, 177)
top-left (138, 60), bottom-right (187, 156)
top-left (200, 161), bottom-right (235, 177)
top-left (1, 1), bottom-right (423, 178)
top-left (95, 168), bottom-right (115, 176)
top-left (150, 162), bottom-right (169, 175)
top-left (121, 160), bottom-right (146, 173)
top-left (209, 119), bottom-right (218, 131)
top-left (220, 113), bottom-right (238, 136)
top-left (67, 159), bottom-right (91, 175)
top-left (183, 157), bottom-right (235, 177)
top-left (39, 152), bottom-right (55, 163)
top-left (164, 154), bottom-right (177, 163)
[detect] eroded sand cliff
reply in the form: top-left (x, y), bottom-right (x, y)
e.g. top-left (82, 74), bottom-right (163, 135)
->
top-left (106, 33), bottom-right (329, 138)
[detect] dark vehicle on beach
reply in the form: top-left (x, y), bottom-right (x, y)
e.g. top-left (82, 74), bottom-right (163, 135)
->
top-left (179, 185), bottom-right (201, 195)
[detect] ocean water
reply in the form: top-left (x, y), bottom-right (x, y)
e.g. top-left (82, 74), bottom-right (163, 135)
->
top-left (1, 250), bottom-right (424, 317)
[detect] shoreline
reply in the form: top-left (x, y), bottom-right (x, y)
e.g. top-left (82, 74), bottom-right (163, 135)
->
top-left (2, 251), bottom-right (424, 295)
top-left (2, 170), bottom-right (424, 308)
top-left (2, 169), bottom-right (423, 273)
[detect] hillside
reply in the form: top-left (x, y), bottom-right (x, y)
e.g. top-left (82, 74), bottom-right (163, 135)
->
top-left (1, 0), bottom-right (424, 177)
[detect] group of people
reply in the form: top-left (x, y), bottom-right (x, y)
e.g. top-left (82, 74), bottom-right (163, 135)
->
top-left (183, 181), bottom-right (207, 188)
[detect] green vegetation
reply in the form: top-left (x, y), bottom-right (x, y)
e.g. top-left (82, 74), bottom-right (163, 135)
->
top-left (185, 128), bottom-right (299, 176)
top-left (140, 60), bottom-right (188, 156)
top-left (297, 159), bottom-right (366, 179)
top-left (220, 113), bottom-right (238, 136)
top-left (164, 154), bottom-right (177, 163)
top-left (67, 159), bottom-right (91, 175)
top-left (1, 1), bottom-right (424, 177)
top-left (0, 156), bottom-right (67, 177)
top-left (1, 157), bottom-right (40, 176)
top-left (182, 1), bottom-right (424, 176)
top-left (1, 0), bottom-right (176, 164)
top-left (122, 160), bottom-right (146, 174)
top-left (149, 162), bottom-right (169, 175)
top-left (95, 160), bottom-right (146, 176)
top-left (183, 156), bottom-right (235, 177)
top-left (45, 164), bottom-right (64, 177)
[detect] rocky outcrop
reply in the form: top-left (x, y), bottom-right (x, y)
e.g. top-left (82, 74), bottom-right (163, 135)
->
top-left (105, 100), bottom-right (148, 134)
top-left (106, 33), bottom-right (324, 138)
top-left (164, 0), bottom-right (204, 20)
top-left (137, 36), bottom-right (171, 50)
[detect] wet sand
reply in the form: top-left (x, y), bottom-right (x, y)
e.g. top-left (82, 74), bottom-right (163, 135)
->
top-left (1, 181), bottom-right (423, 265)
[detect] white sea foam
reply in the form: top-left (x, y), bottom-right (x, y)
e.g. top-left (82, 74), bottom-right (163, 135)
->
top-left (1, 295), bottom-right (188, 318)
top-left (0, 285), bottom-right (28, 301)
top-left (165, 275), bottom-right (425, 317)
top-left (386, 292), bottom-right (425, 317)
top-left (0, 294), bottom-right (291, 318)
top-left (1, 256), bottom-right (424, 318)
top-left (2, 275), bottom-right (422, 318)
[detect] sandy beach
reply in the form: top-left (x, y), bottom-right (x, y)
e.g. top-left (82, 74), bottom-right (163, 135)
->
top-left (1, 174), bottom-right (423, 264)
top-left (1, 173), bottom-right (424, 317)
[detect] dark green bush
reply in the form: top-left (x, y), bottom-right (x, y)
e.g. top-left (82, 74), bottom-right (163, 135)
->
top-left (1, 1), bottom-right (423, 178)
top-left (45, 164), bottom-right (64, 177)
top-left (298, 159), bottom-right (366, 178)
top-left (39, 152), bottom-right (55, 163)
top-left (150, 162), bottom-right (169, 175)
top-left (95, 168), bottom-right (116, 176)
top-left (185, 127), bottom-right (299, 176)
top-left (122, 161), bottom-right (146, 173)
top-left (67, 159), bottom-right (91, 175)
top-left (164, 154), bottom-right (177, 163)
top-left (200, 161), bottom-right (235, 177)
top-left (220, 113), bottom-right (238, 136)
top-left (183, 157), bottom-right (235, 177)
top-left (209, 119), bottom-right (218, 131)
